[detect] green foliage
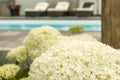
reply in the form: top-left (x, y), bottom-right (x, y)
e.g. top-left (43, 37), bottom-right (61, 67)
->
top-left (69, 25), bottom-right (84, 33)
top-left (0, 77), bottom-right (17, 80)
top-left (7, 77), bottom-right (17, 80)
top-left (19, 77), bottom-right (28, 80)
top-left (16, 68), bottom-right (29, 79)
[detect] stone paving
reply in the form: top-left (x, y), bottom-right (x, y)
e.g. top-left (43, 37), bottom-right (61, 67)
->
top-left (0, 30), bottom-right (101, 50)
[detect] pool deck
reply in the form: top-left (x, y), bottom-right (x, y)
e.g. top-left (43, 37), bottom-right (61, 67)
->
top-left (0, 17), bottom-right (101, 50)
top-left (0, 30), bottom-right (101, 50)
top-left (0, 16), bottom-right (101, 20)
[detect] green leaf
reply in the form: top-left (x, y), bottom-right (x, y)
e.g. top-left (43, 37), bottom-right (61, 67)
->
top-left (16, 68), bottom-right (29, 79)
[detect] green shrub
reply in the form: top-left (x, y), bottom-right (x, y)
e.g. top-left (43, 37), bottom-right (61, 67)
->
top-left (19, 77), bottom-right (28, 80)
top-left (68, 26), bottom-right (84, 33)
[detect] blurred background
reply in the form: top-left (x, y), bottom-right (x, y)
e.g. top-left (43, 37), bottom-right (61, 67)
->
top-left (0, 0), bottom-right (102, 16)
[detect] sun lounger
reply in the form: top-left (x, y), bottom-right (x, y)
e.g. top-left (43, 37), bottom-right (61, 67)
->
top-left (70, 2), bottom-right (94, 17)
top-left (47, 1), bottom-right (70, 17)
top-left (25, 2), bottom-right (49, 17)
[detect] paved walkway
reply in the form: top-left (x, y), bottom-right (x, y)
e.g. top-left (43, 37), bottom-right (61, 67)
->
top-left (0, 30), bottom-right (101, 49)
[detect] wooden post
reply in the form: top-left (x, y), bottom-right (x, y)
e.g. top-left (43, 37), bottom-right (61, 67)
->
top-left (102, 0), bottom-right (120, 49)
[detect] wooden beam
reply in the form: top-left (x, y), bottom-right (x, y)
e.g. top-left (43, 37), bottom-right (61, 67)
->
top-left (102, 0), bottom-right (120, 49)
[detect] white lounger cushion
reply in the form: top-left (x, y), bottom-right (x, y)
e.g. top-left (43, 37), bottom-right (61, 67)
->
top-left (48, 8), bottom-right (68, 11)
top-left (48, 1), bottom-right (70, 11)
top-left (76, 2), bottom-right (94, 11)
top-left (25, 2), bottom-right (49, 12)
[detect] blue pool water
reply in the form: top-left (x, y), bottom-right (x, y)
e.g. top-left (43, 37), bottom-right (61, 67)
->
top-left (0, 20), bottom-right (101, 31)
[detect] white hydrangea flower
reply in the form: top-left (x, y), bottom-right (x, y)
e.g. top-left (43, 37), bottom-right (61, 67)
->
top-left (29, 40), bottom-right (120, 80)
top-left (57, 33), bottom-right (98, 44)
top-left (23, 26), bottom-right (62, 60)
top-left (68, 33), bottom-right (98, 41)
top-left (6, 46), bottom-right (28, 63)
top-left (0, 64), bottom-right (20, 79)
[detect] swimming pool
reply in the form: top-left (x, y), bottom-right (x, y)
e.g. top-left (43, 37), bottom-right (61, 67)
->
top-left (0, 20), bottom-right (101, 31)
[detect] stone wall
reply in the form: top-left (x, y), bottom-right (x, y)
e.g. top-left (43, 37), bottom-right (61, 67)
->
top-left (0, 0), bottom-right (11, 16)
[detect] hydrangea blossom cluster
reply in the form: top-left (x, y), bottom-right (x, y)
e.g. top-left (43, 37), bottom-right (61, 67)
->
top-left (69, 33), bottom-right (97, 41)
top-left (23, 26), bottom-right (62, 60)
top-left (6, 46), bottom-right (28, 63)
top-left (29, 39), bottom-right (120, 80)
top-left (0, 64), bottom-right (20, 79)
top-left (60, 33), bottom-right (98, 42)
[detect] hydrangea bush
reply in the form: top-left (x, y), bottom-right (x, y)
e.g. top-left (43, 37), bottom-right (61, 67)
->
top-left (23, 26), bottom-right (62, 60)
top-left (29, 39), bottom-right (120, 80)
top-left (6, 26), bottom-right (97, 61)
top-left (4, 26), bottom-right (120, 80)
top-left (0, 64), bottom-right (20, 79)
top-left (6, 46), bottom-right (28, 63)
